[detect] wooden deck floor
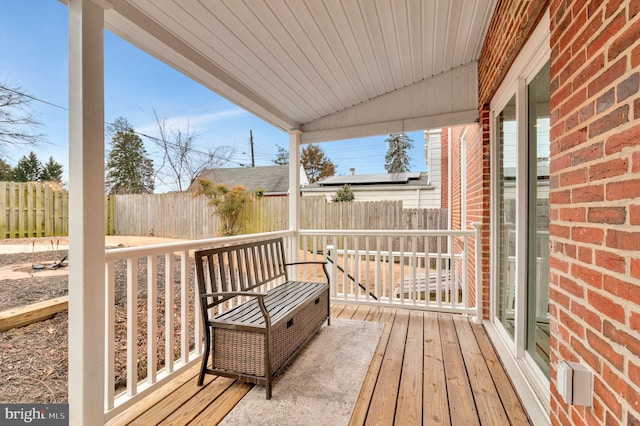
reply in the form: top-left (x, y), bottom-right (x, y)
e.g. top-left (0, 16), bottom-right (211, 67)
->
top-left (107, 305), bottom-right (532, 425)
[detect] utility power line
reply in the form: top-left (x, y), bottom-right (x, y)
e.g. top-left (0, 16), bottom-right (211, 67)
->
top-left (0, 84), bottom-right (252, 167)
top-left (0, 84), bottom-right (68, 111)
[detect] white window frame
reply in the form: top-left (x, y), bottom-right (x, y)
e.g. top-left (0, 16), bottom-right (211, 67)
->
top-left (488, 7), bottom-right (551, 422)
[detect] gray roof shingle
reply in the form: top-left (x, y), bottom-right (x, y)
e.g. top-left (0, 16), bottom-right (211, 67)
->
top-left (190, 165), bottom-right (290, 195)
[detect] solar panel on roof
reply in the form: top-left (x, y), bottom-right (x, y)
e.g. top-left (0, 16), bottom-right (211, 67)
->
top-left (318, 172), bottom-right (418, 186)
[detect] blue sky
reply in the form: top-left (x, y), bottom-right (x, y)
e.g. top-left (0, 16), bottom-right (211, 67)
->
top-left (1, 1), bottom-right (427, 192)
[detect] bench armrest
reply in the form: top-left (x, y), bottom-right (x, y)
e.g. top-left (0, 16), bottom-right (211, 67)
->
top-left (284, 261), bottom-right (330, 283)
top-left (201, 291), bottom-right (272, 327)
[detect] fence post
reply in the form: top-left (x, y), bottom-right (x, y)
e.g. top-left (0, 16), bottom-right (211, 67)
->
top-left (471, 222), bottom-right (483, 324)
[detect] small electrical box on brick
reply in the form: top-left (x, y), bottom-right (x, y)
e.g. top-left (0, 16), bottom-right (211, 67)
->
top-left (557, 360), bottom-right (593, 406)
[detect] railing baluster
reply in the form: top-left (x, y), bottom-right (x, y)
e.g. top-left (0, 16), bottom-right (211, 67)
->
top-left (180, 250), bottom-right (189, 364)
top-left (399, 236), bottom-right (405, 305)
top-left (462, 236), bottom-right (469, 309)
top-left (354, 237), bottom-right (360, 302)
top-left (341, 239), bottom-right (348, 302)
top-left (411, 236), bottom-right (418, 306)
top-left (165, 252), bottom-right (174, 373)
top-left (424, 235), bottom-right (429, 309)
top-left (313, 235), bottom-right (320, 281)
top-left (374, 237), bottom-right (380, 302)
top-left (472, 222), bottom-right (483, 324)
top-left (449, 234), bottom-right (455, 309)
top-left (194, 262), bottom-right (202, 355)
top-left (104, 261), bottom-right (115, 411)
top-left (126, 258), bottom-right (138, 397)
top-left (328, 237), bottom-right (338, 298)
top-left (387, 236), bottom-right (393, 304)
top-left (147, 256), bottom-right (157, 384)
top-left (364, 236), bottom-right (371, 302)
top-left (436, 236), bottom-right (442, 307)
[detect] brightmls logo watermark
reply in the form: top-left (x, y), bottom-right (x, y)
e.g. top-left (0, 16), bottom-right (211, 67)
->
top-left (1, 404), bottom-right (68, 425)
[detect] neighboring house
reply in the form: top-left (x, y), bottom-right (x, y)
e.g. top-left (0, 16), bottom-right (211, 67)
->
top-left (189, 165), bottom-right (309, 196)
top-left (301, 171), bottom-right (439, 209)
top-left (302, 129), bottom-right (443, 208)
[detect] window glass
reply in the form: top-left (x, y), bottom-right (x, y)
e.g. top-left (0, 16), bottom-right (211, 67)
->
top-left (496, 95), bottom-right (517, 339)
top-left (526, 62), bottom-right (550, 377)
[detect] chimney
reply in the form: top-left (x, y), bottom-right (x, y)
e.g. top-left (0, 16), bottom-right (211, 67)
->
top-left (350, 167), bottom-right (355, 175)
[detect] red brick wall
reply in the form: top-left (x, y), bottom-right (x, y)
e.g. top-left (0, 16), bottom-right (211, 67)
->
top-left (448, 122), bottom-right (491, 315)
top-left (473, 1), bottom-right (549, 319)
top-left (464, 114), bottom-right (491, 317)
top-left (450, 128), bottom-right (462, 231)
top-left (549, 1), bottom-right (640, 424)
top-left (440, 129), bottom-right (449, 209)
top-left (478, 0), bottom-right (551, 106)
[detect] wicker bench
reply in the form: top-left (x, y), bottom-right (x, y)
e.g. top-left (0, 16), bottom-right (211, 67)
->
top-left (194, 237), bottom-right (330, 399)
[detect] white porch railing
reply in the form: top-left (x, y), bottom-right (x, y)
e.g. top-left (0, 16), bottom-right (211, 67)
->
top-left (103, 230), bottom-right (293, 422)
top-left (297, 226), bottom-right (482, 316)
top-left (102, 225), bottom-right (481, 420)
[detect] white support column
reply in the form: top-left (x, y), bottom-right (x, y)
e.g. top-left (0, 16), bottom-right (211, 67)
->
top-left (68, 1), bottom-right (106, 424)
top-left (288, 131), bottom-right (301, 263)
top-left (447, 128), bottom-right (452, 227)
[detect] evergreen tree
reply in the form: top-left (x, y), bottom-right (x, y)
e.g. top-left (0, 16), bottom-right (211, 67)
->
top-left (272, 144), bottom-right (289, 165)
top-left (40, 156), bottom-right (64, 182)
top-left (331, 184), bottom-right (355, 202)
top-left (12, 151), bottom-right (41, 181)
top-left (301, 144), bottom-right (336, 183)
top-left (105, 117), bottom-right (155, 194)
top-left (0, 158), bottom-right (12, 181)
top-left (384, 133), bottom-right (413, 173)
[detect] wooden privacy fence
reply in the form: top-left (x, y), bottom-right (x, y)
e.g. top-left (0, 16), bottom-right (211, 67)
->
top-left (111, 192), bottom-right (287, 239)
top-left (0, 188), bottom-right (447, 240)
top-left (111, 194), bottom-right (447, 241)
top-left (299, 196), bottom-right (449, 254)
top-left (0, 182), bottom-right (69, 239)
top-left (112, 192), bottom-right (217, 239)
top-left (299, 196), bottom-right (448, 231)
top-left (0, 182), bottom-right (115, 239)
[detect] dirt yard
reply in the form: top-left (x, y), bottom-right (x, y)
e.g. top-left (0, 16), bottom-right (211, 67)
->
top-left (0, 235), bottom-right (191, 404)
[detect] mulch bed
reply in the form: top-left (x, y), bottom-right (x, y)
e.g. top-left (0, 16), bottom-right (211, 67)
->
top-left (0, 251), bottom-right (69, 311)
top-left (0, 250), bottom-right (196, 404)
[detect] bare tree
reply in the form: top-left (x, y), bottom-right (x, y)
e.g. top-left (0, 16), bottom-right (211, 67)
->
top-left (0, 82), bottom-right (41, 151)
top-left (151, 110), bottom-right (235, 192)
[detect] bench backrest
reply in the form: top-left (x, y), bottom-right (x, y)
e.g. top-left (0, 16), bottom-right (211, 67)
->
top-left (194, 237), bottom-right (288, 308)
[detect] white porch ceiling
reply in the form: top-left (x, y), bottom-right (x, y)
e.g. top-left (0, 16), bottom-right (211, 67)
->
top-left (103, 0), bottom-right (496, 142)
